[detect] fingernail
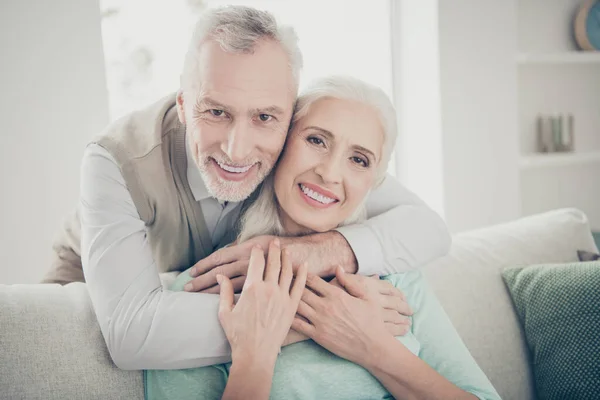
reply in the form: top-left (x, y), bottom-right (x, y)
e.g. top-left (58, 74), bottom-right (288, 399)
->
top-left (273, 238), bottom-right (280, 247)
top-left (253, 244), bottom-right (262, 250)
top-left (216, 274), bottom-right (223, 285)
top-left (337, 266), bottom-right (344, 274)
top-left (189, 268), bottom-right (196, 277)
top-left (184, 283), bottom-right (193, 292)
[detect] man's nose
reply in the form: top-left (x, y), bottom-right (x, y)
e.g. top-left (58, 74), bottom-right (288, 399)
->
top-left (223, 122), bottom-right (253, 163)
top-left (314, 155), bottom-right (343, 184)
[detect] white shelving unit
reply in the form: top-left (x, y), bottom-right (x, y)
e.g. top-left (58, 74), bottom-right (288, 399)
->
top-left (520, 151), bottom-right (600, 169)
top-left (517, 52), bottom-right (600, 64)
top-left (517, 0), bottom-right (600, 230)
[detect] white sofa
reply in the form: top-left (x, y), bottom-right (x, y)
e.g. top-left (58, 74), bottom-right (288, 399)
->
top-left (1, 208), bottom-right (597, 400)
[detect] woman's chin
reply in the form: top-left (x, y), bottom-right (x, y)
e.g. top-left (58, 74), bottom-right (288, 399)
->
top-left (298, 221), bottom-right (339, 234)
top-left (282, 203), bottom-right (343, 235)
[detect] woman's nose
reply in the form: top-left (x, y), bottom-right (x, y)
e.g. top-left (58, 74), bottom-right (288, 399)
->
top-left (314, 157), bottom-right (343, 184)
top-left (223, 122), bottom-right (253, 163)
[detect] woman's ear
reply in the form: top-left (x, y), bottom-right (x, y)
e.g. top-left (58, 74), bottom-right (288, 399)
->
top-left (176, 90), bottom-right (186, 124)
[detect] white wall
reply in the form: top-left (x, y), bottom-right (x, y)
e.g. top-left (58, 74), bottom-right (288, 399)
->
top-left (0, 0), bottom-right (109, 283)
top-left (392, 0), bottom-right (445, 218)
top-left (438, 0), bottom-right (520, 233)
top-left (393, 0), bottom-right (520, 234)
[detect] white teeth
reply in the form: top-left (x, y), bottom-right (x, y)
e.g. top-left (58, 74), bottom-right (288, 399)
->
top-left (217, 161), bottom-right (253, 173)
top-left (300, 184), bottom-right (336, 204)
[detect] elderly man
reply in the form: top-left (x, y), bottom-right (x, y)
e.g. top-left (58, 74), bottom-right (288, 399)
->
top-left (43, 5), bottom-right (451, 370)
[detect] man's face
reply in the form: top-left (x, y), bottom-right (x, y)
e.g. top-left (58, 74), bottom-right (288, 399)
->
top-left (177, 39), bottom-right (296, 202)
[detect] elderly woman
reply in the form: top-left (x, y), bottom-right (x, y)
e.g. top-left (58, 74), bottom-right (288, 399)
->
top-left (145, 76), bottom-right (501, 400)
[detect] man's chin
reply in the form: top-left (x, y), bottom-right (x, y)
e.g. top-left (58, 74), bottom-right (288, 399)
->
top-left (204, 178), bottom-right (261, 203)
top-left (198, 158), bottom-right (272, 202)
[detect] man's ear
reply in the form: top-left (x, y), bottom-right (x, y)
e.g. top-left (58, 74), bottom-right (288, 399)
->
top-left (176, 90), bottom-right (186, 124)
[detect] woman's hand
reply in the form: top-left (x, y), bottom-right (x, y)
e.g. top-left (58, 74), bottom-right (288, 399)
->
top-left (329, 274), bottom-right (413, 336)
top-left (292, 266), bottom-right (392, 367)
top-left (218, 239), bottom-right (308, 366)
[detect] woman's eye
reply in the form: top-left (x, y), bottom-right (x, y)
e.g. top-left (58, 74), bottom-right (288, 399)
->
top-left (208, 109), bottom-right (225, 117)
top-left (258, 114), bottom-right (272, 122)
top-left (307, 136), bottom-right (325, 146)
top-left (351, 156), bottom-right (369, 167)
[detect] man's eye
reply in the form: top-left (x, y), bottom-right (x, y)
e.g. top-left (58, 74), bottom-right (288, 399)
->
top-left (208, 109), bottom-right (225, 117)
top-left (307, 136), bottom-right (324, 146)
top-left (258, 114), bottom-right (272, 122)
top-left (351, 156), bottom-right (369, 167)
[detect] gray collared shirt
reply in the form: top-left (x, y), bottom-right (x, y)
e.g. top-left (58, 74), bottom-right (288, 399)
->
top-left (184, 137), bottom-right (242, 248)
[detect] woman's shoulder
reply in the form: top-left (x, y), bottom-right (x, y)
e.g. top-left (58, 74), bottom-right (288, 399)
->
top-left (169, 268), bottom-right (194, 291)
top-left (381, 270), bottom-right (431, 315)
top-left (382, 270), bottom-right (425, 290)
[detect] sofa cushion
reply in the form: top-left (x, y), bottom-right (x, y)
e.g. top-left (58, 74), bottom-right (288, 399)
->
top-left (0, 282), bottom-right (143, 399)
top-left (577, 249), bottom-right (600, 261)
top-left (423, 208), bottom-right (598, 400)
top-left (502, 262), bottom-right (600, 400)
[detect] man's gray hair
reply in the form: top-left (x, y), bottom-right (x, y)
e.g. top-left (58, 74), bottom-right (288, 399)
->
top-left (237, 75), bottom-right (399, 243)
top-left (181, 5), bottom-right (303, 90)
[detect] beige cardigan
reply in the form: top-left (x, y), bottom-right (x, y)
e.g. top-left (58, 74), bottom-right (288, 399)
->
top-left (43, 95), bottom-right (218, 284)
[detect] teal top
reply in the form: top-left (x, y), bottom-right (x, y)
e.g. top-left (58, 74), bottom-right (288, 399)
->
top-left (144, 270), bottom-right (501, 400)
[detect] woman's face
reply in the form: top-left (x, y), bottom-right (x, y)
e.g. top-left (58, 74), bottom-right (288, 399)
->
top-left (274, 97), bottom-right (384, 234)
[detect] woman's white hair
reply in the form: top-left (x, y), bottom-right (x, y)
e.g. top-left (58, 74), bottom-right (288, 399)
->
top-left (181, 5), bottom-right (303, 91)
top-left (237, 75), bottom-right (398, 243)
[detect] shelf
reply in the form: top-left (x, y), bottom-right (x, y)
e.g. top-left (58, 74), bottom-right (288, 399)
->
top-left (517, 52), bottom-right (600, 65)
top-left (520, 152), bottom-right (600, 169)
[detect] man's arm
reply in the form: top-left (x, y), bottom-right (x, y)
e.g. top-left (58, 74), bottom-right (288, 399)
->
top-left (187, 174), bottom-right (451, 292)
top-left (80, 144), bottom-right (232, 370)
top-left (334, 173), bottom-right (451, 276)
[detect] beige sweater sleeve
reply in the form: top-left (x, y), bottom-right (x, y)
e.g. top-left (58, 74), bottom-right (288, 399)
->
top-left (41, 207), bottom-right (85, 285)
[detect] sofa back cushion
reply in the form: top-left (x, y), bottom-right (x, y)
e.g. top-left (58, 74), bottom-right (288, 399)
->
top-left (0, 282), bottom-right (143, 399)
top-left (423, 208), bottom-right (598, 400)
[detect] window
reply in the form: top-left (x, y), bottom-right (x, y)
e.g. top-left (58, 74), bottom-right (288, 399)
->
top-left (99, 0), bottom-right (394, 173)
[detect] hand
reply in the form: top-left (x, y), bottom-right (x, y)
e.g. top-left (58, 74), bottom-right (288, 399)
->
top-left (330, 274), bottom-right (413, 336)
top-left (282, 274), bottom-right (409, 347)
top-left (282, 329), bottom-right (309, 346)
top-left (184, 235), bottom-right (276, 293)
top-left (217, 239), bottom-right (308, 365)
top-left (292, 267), bottom-right (396, 367)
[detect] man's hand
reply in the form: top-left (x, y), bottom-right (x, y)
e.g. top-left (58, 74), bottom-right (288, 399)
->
top-left (184, 231), bottom-right (358, 293)
top-left (329, 272), bottom-right (413, 336)
top-left (184, 235), bottom-right (276, 293)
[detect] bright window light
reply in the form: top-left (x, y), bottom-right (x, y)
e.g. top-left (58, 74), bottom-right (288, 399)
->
top-left (99, 0), bottom-right (394, 174)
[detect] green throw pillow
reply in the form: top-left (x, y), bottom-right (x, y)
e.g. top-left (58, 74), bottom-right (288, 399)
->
top-left (502, 262), bottom-right (600, 400)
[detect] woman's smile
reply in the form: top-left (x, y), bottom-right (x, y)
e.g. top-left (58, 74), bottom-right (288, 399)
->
top-left (297, 182), bottom-right (340, 209)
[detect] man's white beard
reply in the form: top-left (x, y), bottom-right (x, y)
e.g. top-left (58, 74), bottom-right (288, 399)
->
top-left (197, 157), bottom-right (272, 203)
